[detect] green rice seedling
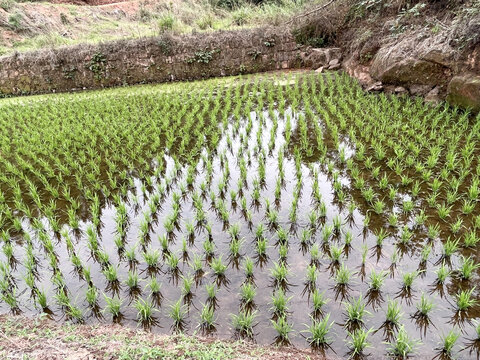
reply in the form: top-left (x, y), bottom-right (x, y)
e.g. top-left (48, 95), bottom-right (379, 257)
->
top-left (256, 237), bottom-right (268, 258)
top-left (420, 244), bottom-right (432, 264)
top-left (458, 256), bottom-right (480, 280)
top-left (363, 212), bottom-right (371, 227)
top-left (276, 227), bottom-right (288, 245)
top-left (240, 283), bottom-right (257, 308)
top-left (143, 248), bottom-right (161, 271)
top-left (310, 244), bottom-right (322, 265)
top-left (303, 313), bottom-right (333, 348)
top-left (270, 288), bottom-right (292, 318)
top-left (385, 298), bottom-right (402, 327)
top-left (311, 289), bottom-right (329, 318)
top-left (135, 297), bottom-right (157, 326)
top-left (347, 328), bottom-right (373, 357)
top-left (304, 264), bottom-right (318, 290)
top-left (125, 246), bottom-right (137, 265)
top-left (361, 244), bottom-right (368, 265)
top-left (205, 283), bottom-right (218, 304)
top-left (190, 254), bottom-right (203, 277)
top-left (374, 228), bottom-right (389, 248)
top-left (399, 225), bottom-right (413, 245)
top-left (243, 257), bottom-right (254, 279)
top-left (463, 230), bottom-right (479, 248)
top-left (437, 329), bottom-right (460, 357)
top-left (35, 289), bottom-right (49, 311)
top-left (271, 261), bottom-right (290, 289)
top-left (146, 276), bottom-right (162, 297)
top-left (442, 237), bottom-right (460, 259)
top-left (166, 252), bottom-right (180, 274)
top-left (368, 270), bottom-right (387, 292)
top-left (435, 262), bottom-right (450, 284)
top-left (125, 270), bottom-right (140, 291)
top-left (462, 199), bottom-right (476, 215)
top-left (102, 265), bottom-right (119, 284)
top-left (415, 210), bottom-right (427, 227)
top-left (329, 245), bottom-right (343, 264)
top-left (322, 224), bottom-right (334, 243)
top-left (229, 237), bottom-right (243, 259)
top-left (335, 263), bottom-right (353, 287)
top-left (278, 243), bottom-right (288, 262)
top-left (402, 271), bottom-right (419, 291)
top-left (199, 303), bottom-right (216, 331)
top-left (402, 199), bottom-right (414, 214)
top-left (232, 310), bottom-right (257, 338)
top-left (203, 238), bottom-right (215, 258)
top-left (343, 296), bottom-right (369, 327)
top-left (169, 298), bottom-right (187, 332)
top-left (271, 316), bottom-right (293, 344)
top-left (103, 295), bottom-right (122, 319)
top-left (427, 223), bottom-right (441, 240)
top-left (416, 293), bottom-right (434, 317)
top-left (211, 256), bottom-right (227, 280)
top-left (333, 214), bottom-right (342, 234)
top-left (86, 286), bottom-right (98, 307)
top-left (387, 325), bottom-right (421, 359)
top-left (181, 275), bottom-right (194, 300)
top-left (437, 203), bottom-right (452, 220)
top-left (450, 217), bottom-right (463, 234)
top-left (456, 287), bottom-right (477, 311)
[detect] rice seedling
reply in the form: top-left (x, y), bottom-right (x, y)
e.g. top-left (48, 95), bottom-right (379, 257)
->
top-left (346, 328), bottom-right (373, 357)
top-left (386, 325), bottom-right (421, 359)
top-left (458, 256), bottom-right (480, 281)
top-left (303, 314), bottom-right (333, 348)
top-left (436, 329), bottom-right (460, 358)
top-left (270, 288), bottom-right (292, 318)
top-left (402, 271), bottom-right (419, 291)
top-left (143, 248), bottom-right (161, 271)
top-left (385, 298), bottom-right (403, 327)
top-left (199, 303), bottom-right (216, 332)
top-left (169, 298), bottom-right (188, 332)
top-left (335, 263), bottom-right (353, 287)
top-left (125, 270), bottom-right (140, 292)
top-left (455, 288), bottom-right (477, 311)
top-left (368, 270), bottom-right (387, 292)
top-left (103, 295), bottom-right (122, 319)
top-left (435, 262), bottom-right (451, 284)
top-left (442, 238), bottom-right (460, 259)
top-left (271, 261), bottom-right (290, 289)
top-left (239, 282), bottom-right (256, 307)
top-left (343, 296), bottom-right (369, 328)
top-left (232, 310), bottom-right (257, 338)
top-left (415, 293), bottom-right (434, 317)
top-left (135, 297), bottom-right (157, 326)
top-left (271, 316), bottom-right (293, 344)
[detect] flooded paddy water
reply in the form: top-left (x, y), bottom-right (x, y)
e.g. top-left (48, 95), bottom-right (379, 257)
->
top-left (1, 71), bottom-right (480, 358)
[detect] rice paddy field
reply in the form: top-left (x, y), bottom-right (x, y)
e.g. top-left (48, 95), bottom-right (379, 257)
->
top-left (1, 71), bottom-right (480, 359)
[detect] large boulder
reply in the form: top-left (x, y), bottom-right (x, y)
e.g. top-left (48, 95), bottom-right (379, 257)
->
top-left (369, 31), bottom-right (454, 86)
top-left (447, 75), bottom-right (480, 112)
top-left (370, 55), bottom-right (448, 86)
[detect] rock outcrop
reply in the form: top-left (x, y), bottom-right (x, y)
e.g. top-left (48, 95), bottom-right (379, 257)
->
top-left (447, 75), bottom-right (480, 112)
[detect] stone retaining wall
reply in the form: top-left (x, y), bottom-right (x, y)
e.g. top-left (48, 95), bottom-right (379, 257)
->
top-left (0, 27), bottom-right (308, 96)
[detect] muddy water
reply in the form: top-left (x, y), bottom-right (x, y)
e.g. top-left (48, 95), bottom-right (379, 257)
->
top-left (3, 103), bottom-right (480, 359)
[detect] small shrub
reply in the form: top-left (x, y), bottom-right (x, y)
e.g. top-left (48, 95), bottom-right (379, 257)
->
top-left (158, 13), bottom-right (175, 33)
top-left (8, 13), bottom-right (23, 32)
